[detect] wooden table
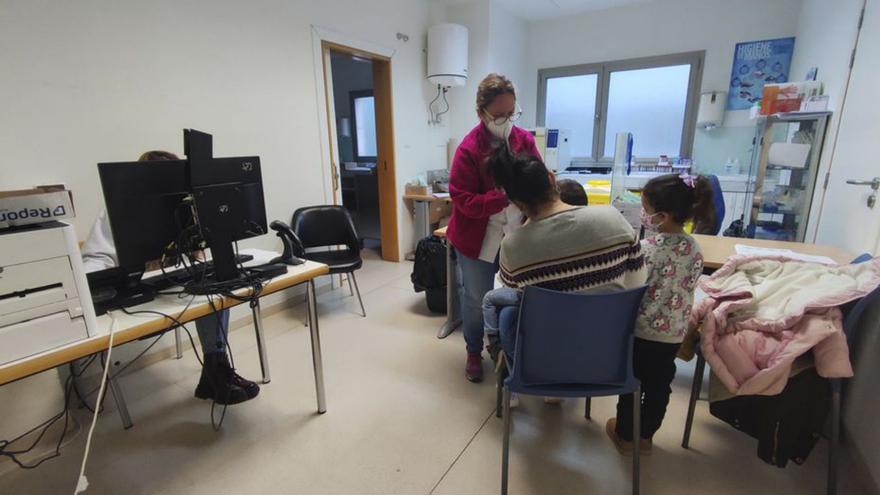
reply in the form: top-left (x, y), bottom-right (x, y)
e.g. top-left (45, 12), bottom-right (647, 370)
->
top-left (0, 249), bottom-right (331, 424)
top-left (433, 226), bottom-right (855, 338)
top-left (692, 234), bottom-right (855, 269)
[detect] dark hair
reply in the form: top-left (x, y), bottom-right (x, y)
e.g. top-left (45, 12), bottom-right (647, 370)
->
top-left (557, 179), bottom-right (588, 206)
top-left (476, 73), bottom-right (516, 114)
top-left (487, 145), bottom-right (555, 215)
top-left (642, 174), bottom-right (715, 233)
top-left (138, 150), bottom-right (179, 162)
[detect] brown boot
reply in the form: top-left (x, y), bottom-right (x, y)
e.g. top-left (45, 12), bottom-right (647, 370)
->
top-left (605, 418), bottom-right (634, 455)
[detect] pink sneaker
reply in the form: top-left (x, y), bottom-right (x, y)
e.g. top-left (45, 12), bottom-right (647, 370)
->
top-left (465, 352), bottom-right (483, 382)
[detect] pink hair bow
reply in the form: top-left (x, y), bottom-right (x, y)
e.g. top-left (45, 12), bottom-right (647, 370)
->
top-left (679, 173), bottom-right (696, 188)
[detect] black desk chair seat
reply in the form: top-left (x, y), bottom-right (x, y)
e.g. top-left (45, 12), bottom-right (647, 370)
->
top-left (303, 250), bottom-right (363, 274)
top-left (292, 206), bottom-right (366, 318)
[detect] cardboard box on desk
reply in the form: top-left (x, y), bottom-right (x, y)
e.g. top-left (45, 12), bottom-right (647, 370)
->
top-left (405, 183), bottom-right (429, 196)
top-left (0, 185), bottom-right (75, 228)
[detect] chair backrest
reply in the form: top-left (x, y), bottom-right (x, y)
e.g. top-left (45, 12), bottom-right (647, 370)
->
top-left (707, 174), bottom-right (725, 235)
top-left (851, 253), bottom-right (873, 265)
top-left (291, 206), bottom-right (360, 253)
top-left (510, 285), bottom-right (648, 387)
top-left (843, 253), bottom-right (880, 345)
top-left (832, 254), bottom-right (880, 391)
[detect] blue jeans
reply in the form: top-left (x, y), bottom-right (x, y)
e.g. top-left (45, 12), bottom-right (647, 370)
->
top-left (194, 309), bottom-right (230, 356)
top-left (456, 249), bottom-right (498, 354)
top-left (498, 307), bottom-right (519, 362)
top-left (482, 288), bottom-right (521, 336)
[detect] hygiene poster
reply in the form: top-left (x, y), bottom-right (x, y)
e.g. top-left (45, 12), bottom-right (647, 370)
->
top-left (726, 37), bottom-right (795, 110)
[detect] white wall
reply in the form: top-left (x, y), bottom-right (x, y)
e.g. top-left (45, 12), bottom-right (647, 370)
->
top-left (789, 0), bottom-right (863, 243)
top-left (487, 1), bottom-right (529, 112)
top-left (0, 0), bottom-right (447, 450)
top-left (446, 0), bottom-right (491, 141)
top-left (0, 0), bottom-right (448, 259)
top-left (790, 1), bottom-right (879, 490)
top-left (443, 0), bottom-right (529, 151)
top-left (521, 0), bottom-right (803, 170)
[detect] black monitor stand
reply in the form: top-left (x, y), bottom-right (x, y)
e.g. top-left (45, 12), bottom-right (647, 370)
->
top-left (192, 183), bottom-right (245, 282)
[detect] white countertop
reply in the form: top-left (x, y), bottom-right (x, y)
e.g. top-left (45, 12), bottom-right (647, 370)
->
top-left (556, 172), bottom-right (754, 193)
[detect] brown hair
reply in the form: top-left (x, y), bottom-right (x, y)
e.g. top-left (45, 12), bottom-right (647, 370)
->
top-left (476, 73), bottom-right (516, 114)
top-left (642, 174), bottom-right (716, 234)
top-left (557, 179), bottom-right (588, 206)
top-left (138, 150), bottom-right (179, 162)
top-left (487, 144), bottom-right (556, 216)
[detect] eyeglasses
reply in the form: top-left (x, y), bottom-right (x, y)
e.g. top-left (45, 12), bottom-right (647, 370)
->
top-left (486, 104), bottom-right (522, 125)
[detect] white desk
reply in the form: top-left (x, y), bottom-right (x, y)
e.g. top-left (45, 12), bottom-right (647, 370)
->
top-left (0, 249), bottom-right (331, 424)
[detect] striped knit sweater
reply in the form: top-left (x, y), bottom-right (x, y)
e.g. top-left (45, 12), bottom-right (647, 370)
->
top-left (499, 206), bottom-right (646, 293)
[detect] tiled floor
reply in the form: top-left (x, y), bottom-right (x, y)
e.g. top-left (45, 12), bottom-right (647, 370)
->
top-left (0, 252), bottom-right (870, 494)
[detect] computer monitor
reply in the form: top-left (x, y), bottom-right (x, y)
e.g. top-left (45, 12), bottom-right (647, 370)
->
top-left (97, 159), bottom-right (191, 273)
top-left (97, 129), bottom-right (268, 284)
top-left (190, 155), bottom-right (267, 280)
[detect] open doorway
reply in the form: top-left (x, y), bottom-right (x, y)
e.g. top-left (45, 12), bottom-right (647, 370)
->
top-left (321, 42), bottom-right (399, 262)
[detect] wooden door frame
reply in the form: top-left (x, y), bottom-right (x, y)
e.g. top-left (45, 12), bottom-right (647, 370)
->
top-left (312, 28), bottom-right (400, 262)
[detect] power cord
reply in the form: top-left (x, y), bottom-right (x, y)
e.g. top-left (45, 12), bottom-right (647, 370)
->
top-left (0, 357), bottom-right (96, 469)
top-left (74, 311), bottom-right (119, 494)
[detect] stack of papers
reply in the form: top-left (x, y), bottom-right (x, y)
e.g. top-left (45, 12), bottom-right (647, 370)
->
top-left (734, 244), bottom-right (836, 265)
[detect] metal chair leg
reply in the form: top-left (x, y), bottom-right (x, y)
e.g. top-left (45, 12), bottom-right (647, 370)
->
top-left (174, 328), bottom-right (183, 359)
top-left (107, 375), bottom-right (133, 429)
top-left (346, 274), bottom-right (354, 296)
top-left (828, 388), bottom-right (841, 495)
top-left (682, 353), bottom-right (706, 448)
top-left (350, 272), bottom-right (366, 317)
top-left (633, 385), bottom-right (641, 495)
top-left (584, 397), bottom-right (592, 420)
top-left (496, 357), bottom-right (506, 418)
top-left (501, 386), bottom-right (511, 495)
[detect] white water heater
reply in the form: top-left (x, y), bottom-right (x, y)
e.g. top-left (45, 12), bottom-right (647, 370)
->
top-left (427, 24), bottom-right (468, 88)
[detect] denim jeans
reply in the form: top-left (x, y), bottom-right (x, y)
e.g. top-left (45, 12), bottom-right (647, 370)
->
top-left (482, 287), bottom-right (521, 336)
top-left (456, 249), bottom-right (498, 354)
top-left (194, 309), bottom-right (230, 356)
top-left (499, 308), bottom-right (519, 362)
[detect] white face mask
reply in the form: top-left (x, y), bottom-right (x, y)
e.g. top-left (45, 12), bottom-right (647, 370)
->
top-left (640, 208), bottom-right (663, 232)
top-left (485, 118), bottom-right (513, 142)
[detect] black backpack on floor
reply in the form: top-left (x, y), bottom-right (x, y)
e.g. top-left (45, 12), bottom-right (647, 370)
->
top-left (411, 236), bottom-right (447, 313)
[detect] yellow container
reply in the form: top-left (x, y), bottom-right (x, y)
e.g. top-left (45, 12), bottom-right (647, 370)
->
top-left (584, 179), bottom-right (611, 205)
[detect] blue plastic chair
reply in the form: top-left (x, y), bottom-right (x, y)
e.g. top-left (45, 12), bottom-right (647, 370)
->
top-left (706, 175), bottom-right (725, 235)
top-left (681, 253), bottom-right (878, 495)
top-left (497, 285), bottom-right (648, 495)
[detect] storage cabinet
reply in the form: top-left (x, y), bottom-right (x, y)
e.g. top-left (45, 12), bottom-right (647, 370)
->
top-left (742, 112), bottom-right (831, 241)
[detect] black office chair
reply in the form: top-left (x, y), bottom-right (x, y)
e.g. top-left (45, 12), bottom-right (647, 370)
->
top-left (292, 206), bottom-right (366, 318)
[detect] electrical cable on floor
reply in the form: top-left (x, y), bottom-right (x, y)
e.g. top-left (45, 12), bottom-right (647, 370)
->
top-left (74, 311), bottom-right (119, 494)
top-left (0, 357), bottom-right (96, 469)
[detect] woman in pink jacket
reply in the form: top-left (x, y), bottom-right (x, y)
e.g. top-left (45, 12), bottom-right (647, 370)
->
top-left (447, 73), bottom-right (540, 382)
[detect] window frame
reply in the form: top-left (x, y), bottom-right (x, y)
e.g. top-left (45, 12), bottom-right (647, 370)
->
top-left (537, 51), bottom-right (704, 166)
top-left (349, 89), bottom-right (377, 162)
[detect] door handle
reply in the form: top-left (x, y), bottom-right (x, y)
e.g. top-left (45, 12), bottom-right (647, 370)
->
top-left (846, 177), bottom-right (880, 190)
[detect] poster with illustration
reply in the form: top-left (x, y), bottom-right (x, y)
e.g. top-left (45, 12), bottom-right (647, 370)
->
top-left (726, 37), bottom-right (795, 110)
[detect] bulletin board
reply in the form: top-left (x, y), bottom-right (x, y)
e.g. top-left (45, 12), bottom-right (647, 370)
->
top-left (726, 37), bottom-right (795, 110)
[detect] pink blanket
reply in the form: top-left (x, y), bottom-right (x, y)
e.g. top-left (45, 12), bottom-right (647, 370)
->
top-left (690, 255), bottom-right (880, 396)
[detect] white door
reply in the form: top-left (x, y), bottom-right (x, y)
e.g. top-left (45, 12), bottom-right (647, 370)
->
top-left (815, 1), bottom-right (880, 255)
